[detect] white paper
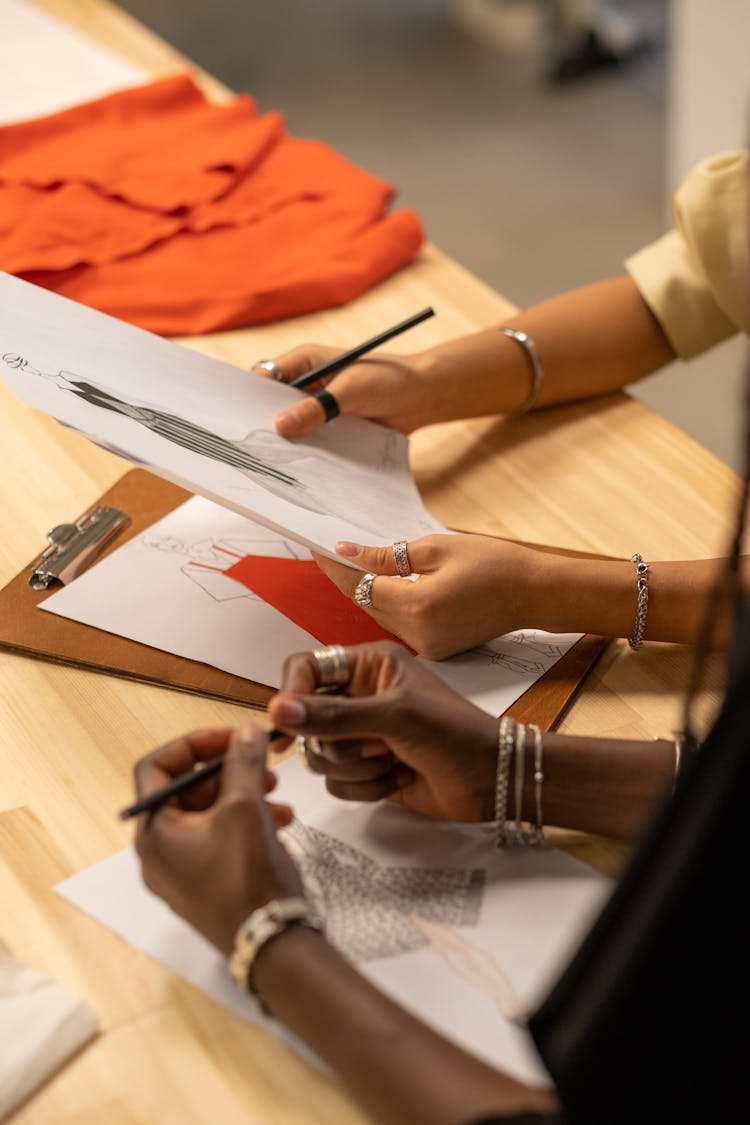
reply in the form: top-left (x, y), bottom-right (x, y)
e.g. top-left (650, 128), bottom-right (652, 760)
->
top-left (0, 940), bottom-right (99, 1119)
top-left (40, 495), bottom-right (581, 714)
top-left (0, 273), bottom-right (445, 559)
top-left (56, 757), bottom-right (610, 1087)
top-left (0, 0), bottom-right (145, 126)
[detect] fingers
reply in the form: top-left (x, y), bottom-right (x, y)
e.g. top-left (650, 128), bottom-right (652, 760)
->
top-left (325, 765), bottom-right (414, 804)
top-left (304, 742), bottom-right (396, 783)
top-left (134, 727), bottom-right (234, 801)
top-left (258, 343), bottom-right (338, 385)
top-left (302, 729), bottom-right (414, 802)
top-left (332, 535), bottom-right (447, 578)
top-left (275, 394), bottom-right (327, 438)
top-left (314, 553), bottom-right (411, 612)
top-left (334, 541), bottom-right (401, 576)
top-left (217, 723), bottom-right (269, 804)
top-left (269, 684), bottom-right (402, 742)
top-left (263, 344), bottom-right (339, 438)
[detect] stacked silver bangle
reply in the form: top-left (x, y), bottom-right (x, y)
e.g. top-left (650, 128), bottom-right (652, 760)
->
top-left (494, 717), bottom-right (547, 848)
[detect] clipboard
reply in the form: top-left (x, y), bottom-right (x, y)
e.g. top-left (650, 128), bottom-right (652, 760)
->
top-left (0, 468), bottom-right (607, 725)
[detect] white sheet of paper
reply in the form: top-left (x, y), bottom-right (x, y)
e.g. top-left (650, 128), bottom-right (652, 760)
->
top-left (55, 757), bottom-right (610, 1087)
top-left (0, 273), bottom-right (445, 558)
top-left (40, 496), bottom-right (581, 714)
top-left (0, 0), bottom-right (145, 125)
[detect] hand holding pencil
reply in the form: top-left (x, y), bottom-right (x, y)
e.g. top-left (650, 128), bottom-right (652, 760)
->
top-left (131, 724), bottom-right (303, 956)
top-left (251, 307), bottom-right (439, 439)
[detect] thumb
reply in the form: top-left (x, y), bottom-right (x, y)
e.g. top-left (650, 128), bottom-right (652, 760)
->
top-left (334, 541), bottom-right (401, 575)
top-left (218, 723), bottom-right (268, 803)
top-left (275, 394), bottom-right (327, 438)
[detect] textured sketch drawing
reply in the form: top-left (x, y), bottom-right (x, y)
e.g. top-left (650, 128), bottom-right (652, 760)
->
top-left (282, 820), bottom-right (485, 962)
top-left (1, 353), bottom-right (431, 539)
top-left (140, 531), bottom-right (304, 603)
top-left (475, 632), bottom-right (567, 676)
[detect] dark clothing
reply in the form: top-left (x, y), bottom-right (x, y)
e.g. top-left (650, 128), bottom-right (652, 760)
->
top-left (469, 621), bottom-right (749, 1124)
top-left (471, 1117), bottom-right (564, 1124)
top-left (527, 644), bottom-right (747, 1123)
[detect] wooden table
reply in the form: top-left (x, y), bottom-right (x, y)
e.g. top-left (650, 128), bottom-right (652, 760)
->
top-left (0, 2), bottom-right (740, 1121)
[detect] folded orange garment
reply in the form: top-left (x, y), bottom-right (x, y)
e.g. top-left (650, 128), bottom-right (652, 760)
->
top-left (0, 74), bottom-right (424, 335)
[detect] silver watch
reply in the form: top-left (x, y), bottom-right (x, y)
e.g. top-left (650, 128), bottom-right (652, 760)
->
top-left (228, 897), bottom-right (324, 997)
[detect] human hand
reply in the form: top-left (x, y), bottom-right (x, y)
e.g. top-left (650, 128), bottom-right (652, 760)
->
top-left (133, 726), bottom-right (303, 956)
top-left (251, 342), bottom-right (435, 438)
top-left (313, 534), bottom-right (550, 660)
top-left (268, 642), bottom-right (498, 822)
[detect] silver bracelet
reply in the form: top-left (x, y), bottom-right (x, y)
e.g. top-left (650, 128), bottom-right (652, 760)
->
top-left (528, 724), bottom-right (546, 845)
top-left (628, 553), bottom-right (650, 650)
top-left (513, 721), bottom-right (527, 844)
top-left (495, 717), bottom-right (515, 847)
top-left (498, 327), bottom-right (545, 415)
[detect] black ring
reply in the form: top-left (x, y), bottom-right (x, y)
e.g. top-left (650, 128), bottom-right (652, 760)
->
top-left (313, 389), bottom-right (340, 422)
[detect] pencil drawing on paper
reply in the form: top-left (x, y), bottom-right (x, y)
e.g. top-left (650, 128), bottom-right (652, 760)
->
top-left (475, 633), bottom-right (567, 676)
top-left (283, 820), bottom-right (485, 963)
top-left (1, 352), bottom-right (430, 539)
top-left (141, 531), bottom-right (304, 602)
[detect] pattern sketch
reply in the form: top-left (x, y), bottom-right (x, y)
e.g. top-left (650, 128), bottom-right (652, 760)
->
top-left (140, 531), bottom-right (304, 603)
top-left (282, 819), bottom-right (485, 963)
top-left (1, 352), bottom-right (429, 539)
top-left (475, 632), bottom-right (567, 676)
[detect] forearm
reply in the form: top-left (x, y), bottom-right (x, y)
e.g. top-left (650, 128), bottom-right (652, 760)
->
top-left (418, 275), bottom-right (675, 423)
top-left (253, 926), bottom-right (558, 1125)
top-left (524, 551), bottom-right (743, 647)
top-left (518, 732), bottom-right (676, 840)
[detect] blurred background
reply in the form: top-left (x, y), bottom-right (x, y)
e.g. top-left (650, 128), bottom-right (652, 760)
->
top-left (117, 0), bottom-right (750, 471)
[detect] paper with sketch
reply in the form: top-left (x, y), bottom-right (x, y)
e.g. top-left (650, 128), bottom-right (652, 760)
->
top-left (55, 756), bottom-right (610, 1086)
top-left (41, 496), bottom-right (581, 714)
top-left (0, 272), bottom-right (444, 558)
top-left (0, 0), bottom-right (145, 126)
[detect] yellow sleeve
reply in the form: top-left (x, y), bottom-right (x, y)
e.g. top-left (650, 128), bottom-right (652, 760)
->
top-left (625, 150), bottom-right (749, 359)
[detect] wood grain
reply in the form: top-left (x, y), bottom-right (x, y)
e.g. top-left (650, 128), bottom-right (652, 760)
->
top-left (1, 2), bottom-right (739, 1120)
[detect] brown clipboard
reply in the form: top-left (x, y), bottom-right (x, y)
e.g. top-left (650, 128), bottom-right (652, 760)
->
top-left (0, 468), bottom-right (607, 726)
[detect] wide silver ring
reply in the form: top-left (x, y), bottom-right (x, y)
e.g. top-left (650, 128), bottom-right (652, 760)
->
top-left (392, 540), bottom-right (411, 578)
top-left (312, 644), bottom-right (350, 686)
top-left (251, 358), bottom-right (284, 382)
top-left (353, 572), bottom-right (376, 610)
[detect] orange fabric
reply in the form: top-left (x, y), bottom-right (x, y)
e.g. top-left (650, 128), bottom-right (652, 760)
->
top-left (0, 74), bottom-right (424, 335)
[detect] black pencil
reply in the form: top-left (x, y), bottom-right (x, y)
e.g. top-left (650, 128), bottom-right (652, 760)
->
top-left (118, 728), bottom-right (285, 820)
top-left (289, 306), bottom-right (435, 390)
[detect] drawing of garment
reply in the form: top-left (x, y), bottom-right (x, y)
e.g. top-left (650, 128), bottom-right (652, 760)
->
top-left (51, 371), bottom-right (420, 538)
top-left (284, 820), bottom-right (485, 963)
top-left (142, 532), bottom-right (304, 602)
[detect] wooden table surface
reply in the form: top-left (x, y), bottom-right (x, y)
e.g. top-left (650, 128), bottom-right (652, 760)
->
top-left (1, 2), bottom-right (739, 1121)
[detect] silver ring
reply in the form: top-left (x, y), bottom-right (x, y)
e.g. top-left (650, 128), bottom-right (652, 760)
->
top-left (251, 358), bottom-right (284, 381)
top-left (392, 540), bottom-right (411, 578)
top-left (353, 572), bottom-right (376, 609)
top-left (312, 644), bottom-right (349, 686)
top-left (294, 735), bottom-right (313, 769)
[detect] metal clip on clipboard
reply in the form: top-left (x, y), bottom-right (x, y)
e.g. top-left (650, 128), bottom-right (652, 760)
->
top-left (29, 506), bottom-right (131, 591)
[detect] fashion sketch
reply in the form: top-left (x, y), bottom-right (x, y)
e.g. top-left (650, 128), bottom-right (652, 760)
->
top-left (141, 530), bottom-right (305, 602)
top-left (282, 819), bottom-right (485, 963)
top-left (2, 353), bottom-right (432, 540)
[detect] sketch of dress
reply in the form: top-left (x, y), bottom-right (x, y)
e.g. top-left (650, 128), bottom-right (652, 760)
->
top-left (283, 820), bottom-right (485, 963)
top-left (2, 353), bottom-right (435, 540)
top-left (141, 531), bottom-right (305, 602)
